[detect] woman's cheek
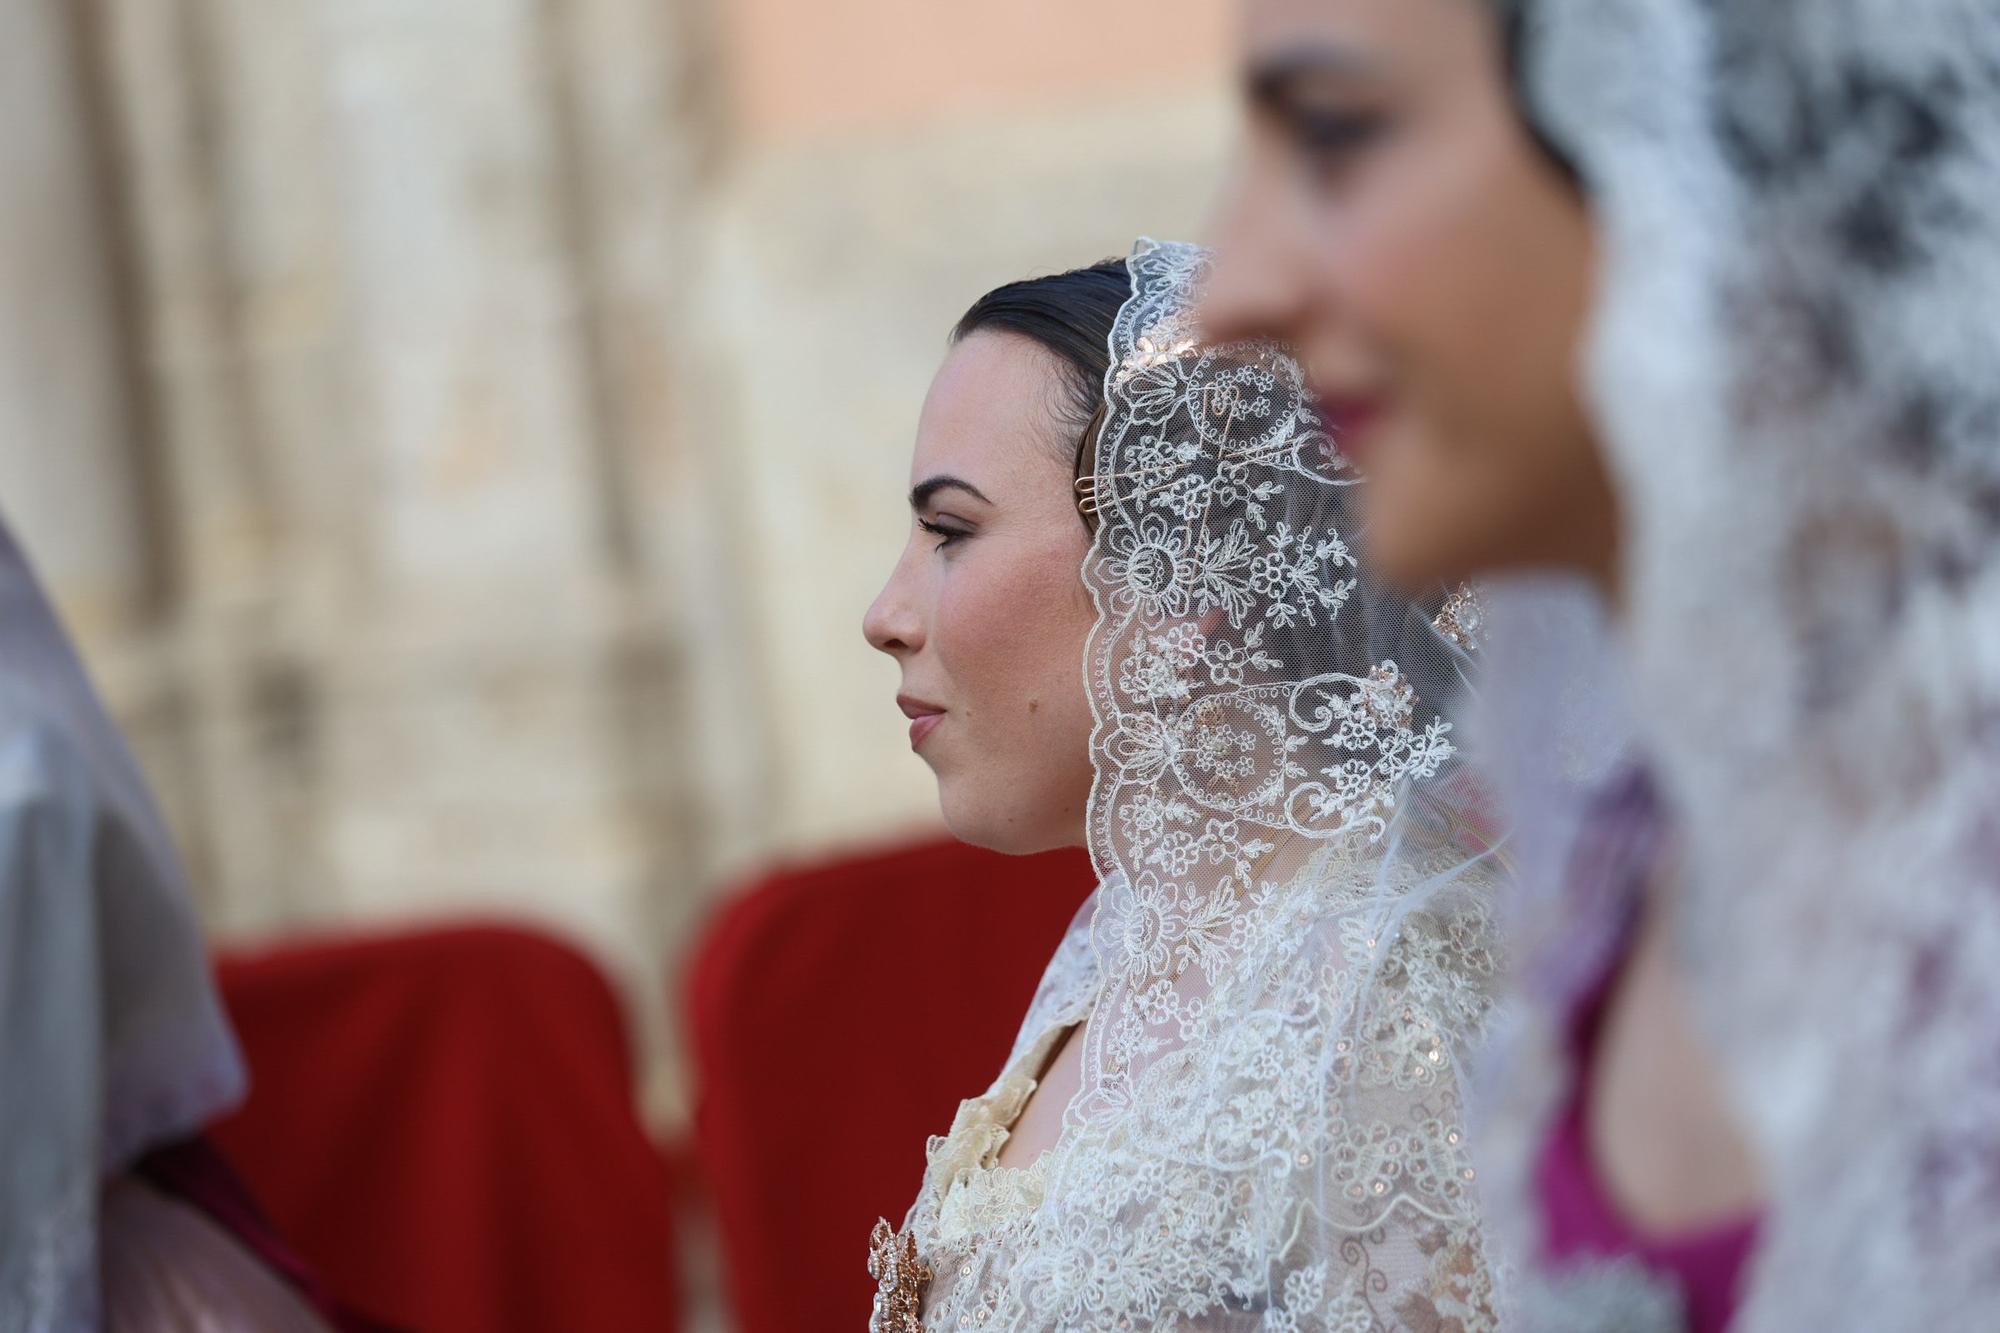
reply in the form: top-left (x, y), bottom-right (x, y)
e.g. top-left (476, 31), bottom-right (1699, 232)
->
top-left (933, 553), bottom-right (1025, 712)
top-left (978, 549), bottom-right (1085, 702)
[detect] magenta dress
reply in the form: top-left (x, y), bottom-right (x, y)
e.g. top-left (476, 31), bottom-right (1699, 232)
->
top-left (1530, 769), bottom-right (1760, 1333)
top-left (118, 1137), bottom-right (403, 1333)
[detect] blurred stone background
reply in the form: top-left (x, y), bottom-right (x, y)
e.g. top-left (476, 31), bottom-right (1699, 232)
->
top-left (0, 0), bottom-right (1229, 1122)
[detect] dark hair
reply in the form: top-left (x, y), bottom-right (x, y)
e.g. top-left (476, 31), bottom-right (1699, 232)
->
top-left (1496, 1), bottom-right (1585, 189)
top-left (951, 259), bottom-right (1130, 530)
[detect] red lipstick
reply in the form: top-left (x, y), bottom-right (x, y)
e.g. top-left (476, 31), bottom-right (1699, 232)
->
top-left (1316, 394), bottom-right (1387, 467)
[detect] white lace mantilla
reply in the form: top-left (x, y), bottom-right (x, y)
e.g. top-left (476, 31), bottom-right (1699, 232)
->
top-left (898, 845), bottom-right (1500, 1332)
top-left (874, 241), bottom-right (1503, 1332)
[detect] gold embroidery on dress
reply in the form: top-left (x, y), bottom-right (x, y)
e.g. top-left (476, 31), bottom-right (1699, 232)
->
top-left (867, 1219), bottom-right (932, 1333)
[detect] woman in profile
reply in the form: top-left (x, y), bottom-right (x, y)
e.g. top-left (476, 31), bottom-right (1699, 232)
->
top-left (861, 242), bottom-right (1504, 1331)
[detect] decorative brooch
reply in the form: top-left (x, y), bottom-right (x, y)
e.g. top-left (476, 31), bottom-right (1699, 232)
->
top-left (1431, 585), bottom-right (1486, 653)
top-left (868, 1219), bottom-right (932, 1333)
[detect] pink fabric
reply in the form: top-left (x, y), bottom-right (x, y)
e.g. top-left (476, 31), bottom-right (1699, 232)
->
top-left (102, 1174), bottom-right (336, 1333)
top-left (1535, 927), bottom-right (1761, 1333)
top-left (137, 1138), bottom-right (400, 1332)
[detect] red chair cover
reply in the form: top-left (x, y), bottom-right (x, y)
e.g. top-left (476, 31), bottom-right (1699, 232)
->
top-left (212, 924), bottom-right (680, 1333)
top-left (684, 839), bottom-right (1094, 1333)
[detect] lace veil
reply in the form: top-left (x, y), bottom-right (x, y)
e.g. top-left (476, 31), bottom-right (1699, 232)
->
top-left (888, 241), bottom-right (1505, 1331)
top-left (1481, 2), bottom-right (2000, 1326)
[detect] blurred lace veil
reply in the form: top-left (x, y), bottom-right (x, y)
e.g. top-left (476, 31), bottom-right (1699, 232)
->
top-left (1483, 1), bottom-right (2000, 1326)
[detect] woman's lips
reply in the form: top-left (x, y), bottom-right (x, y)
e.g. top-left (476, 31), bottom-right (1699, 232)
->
top-left (898, 695), bottom-right (945, 752)
top-left (1316, 394), bottom-right (1388, 466)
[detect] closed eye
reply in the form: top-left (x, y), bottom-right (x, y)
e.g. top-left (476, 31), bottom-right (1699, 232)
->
top-left (1281, 107), bottom-right (1391, 182)
top-left (1292, 109), bottom-right (1387, 153)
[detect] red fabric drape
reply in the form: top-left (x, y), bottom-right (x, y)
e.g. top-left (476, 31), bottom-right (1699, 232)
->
top-left (212, 924), bottom-right (680, 1333)
top-left (684, 839), bottom-right (1094, 1333)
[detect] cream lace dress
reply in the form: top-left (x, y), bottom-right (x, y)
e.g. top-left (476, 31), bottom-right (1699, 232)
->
top-left (885, 844), bottom-right (1502, 1332)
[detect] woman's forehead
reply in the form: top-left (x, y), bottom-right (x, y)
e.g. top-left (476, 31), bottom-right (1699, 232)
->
top-left (911, 332), bottom-right (1070, 490)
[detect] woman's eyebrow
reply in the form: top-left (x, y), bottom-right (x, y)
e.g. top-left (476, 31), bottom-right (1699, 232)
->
top-left (1244, 43), bottom-right (1382, 112)
top-left (910, 476), bottom-right (994, 511)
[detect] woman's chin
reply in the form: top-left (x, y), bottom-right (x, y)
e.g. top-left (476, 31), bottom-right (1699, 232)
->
top-left (939, 788), bottom-right (1082, 858)
top-left (1364, 526), bottom-right (1479, 596)
top-left (1363, 492), bottom-right (1533, 594)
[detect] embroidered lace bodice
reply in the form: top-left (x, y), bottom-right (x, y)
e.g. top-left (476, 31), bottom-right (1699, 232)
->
top-left (889, 845), bottom-right (1502, 1332)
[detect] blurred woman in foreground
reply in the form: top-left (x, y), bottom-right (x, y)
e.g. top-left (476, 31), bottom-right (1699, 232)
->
top-left (1207, 1), bottom-right (2000, 1328)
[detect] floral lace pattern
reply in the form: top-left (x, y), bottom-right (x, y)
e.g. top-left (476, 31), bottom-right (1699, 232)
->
top-left (903, 847), bottom-right (1501, 1331)
top-left (878, 242), bottom-right (1504, 1331)
top-left (1514, 1260), bottom-right (1687, 1333)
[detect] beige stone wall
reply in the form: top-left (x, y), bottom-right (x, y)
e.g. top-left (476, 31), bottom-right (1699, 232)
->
top-left (1, 0), bottom-right (1229, 1118)
top-left (0, 0), bottom-right (156, 638)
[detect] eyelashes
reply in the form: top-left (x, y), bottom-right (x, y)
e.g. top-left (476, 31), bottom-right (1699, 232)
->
top-left (918, 517), bottom-right (972, 551)
top-left (1295, 110), bottom-right (1386, 148)
top-left (1285, 108), bottom-right (1391, 179)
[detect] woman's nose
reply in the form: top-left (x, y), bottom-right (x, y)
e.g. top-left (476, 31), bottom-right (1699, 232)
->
top-left (1200, 175), bottom-right (1310, 348)
top-left (863, 570), bottom-right (922, 657)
